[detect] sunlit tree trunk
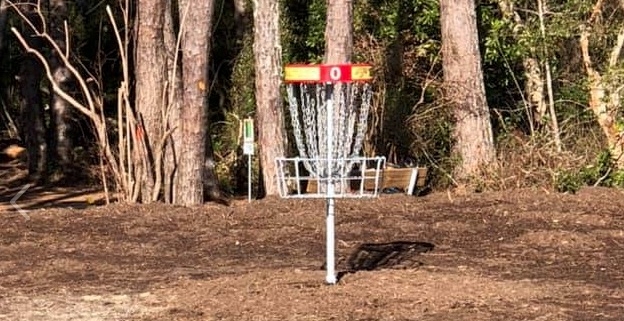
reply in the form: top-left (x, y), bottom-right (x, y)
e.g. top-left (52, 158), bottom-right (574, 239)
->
top-left (175, 0), bottom-right (218, 205)
top-left (252, 0), bottom-right (286, 197)
top-left (323, 0), bottom-right (353, 193)
top-left (324, 0), bottom-right (352, 63)
top-left (580, 0), bottom-right (624, 167)
top-left (440, 0), bottom-right (495, 179)
top-left (135, 0), bottom-right (169, 202)
top-left (17, 0), bottom-right (47, 182)
top-left (47, 0), bottom-right (74, 180)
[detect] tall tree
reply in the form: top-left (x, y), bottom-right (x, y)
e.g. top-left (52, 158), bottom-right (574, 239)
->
top-left (135, 0), bottom-right (168, 202)
top-left (440, 0), bottom-right (495, 178)
top-left (48, 0), bottom-right (74, 180)
top-left (16, 0), bottom-right (47, 182)
top-left (580, 0), bottom-right (624, 167)
top-left (0, 0), bottom-right (8, 53)
top-left (252, 0), bottom-right (286, 196)
top-left (175, 0), bottom-right (218, 205)
top-left (324, 0), bottom-right (352, 63)
top-left (163, 0), bottom-right (182, 204)
top-left (497, 0), bottom-right (546, 133)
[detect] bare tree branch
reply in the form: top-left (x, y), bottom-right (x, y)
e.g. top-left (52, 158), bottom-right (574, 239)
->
top-left (11, 27), bottom-right (98, 120)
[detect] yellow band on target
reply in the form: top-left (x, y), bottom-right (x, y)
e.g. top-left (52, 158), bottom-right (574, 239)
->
top-left (284, 64), bottom-right (373, 83)
top-left (351, 65), bottom-right (372, 81)
top-left (284, 65), bottom-right (321, 83)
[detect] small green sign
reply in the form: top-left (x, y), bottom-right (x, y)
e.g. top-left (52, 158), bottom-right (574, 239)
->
top-left (243, 118), bottom-right (254, 143)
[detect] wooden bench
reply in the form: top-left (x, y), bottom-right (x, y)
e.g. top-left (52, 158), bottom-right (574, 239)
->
top-left (306, 166), bottom-right (428, 195)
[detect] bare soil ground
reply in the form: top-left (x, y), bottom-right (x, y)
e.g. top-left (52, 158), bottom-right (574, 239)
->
top-left (1, 165), bottom-right (624, 320)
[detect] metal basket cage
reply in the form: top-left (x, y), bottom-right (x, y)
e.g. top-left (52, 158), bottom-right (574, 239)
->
top-left (275, 156), bottom-right (386, 199)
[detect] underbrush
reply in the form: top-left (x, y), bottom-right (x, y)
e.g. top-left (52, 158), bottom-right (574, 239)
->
top-left (410, 119), bottom-right (624, 194)
top-left (472, 127), bottom-right (624, 194)
top-left (554, 150), bottom-right (624, 193)
top-left (482, 132), bottom-right (593, 192)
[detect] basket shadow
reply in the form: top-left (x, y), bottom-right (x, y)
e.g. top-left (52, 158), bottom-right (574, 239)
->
top-left (332, 241), bottom-right (435, 282)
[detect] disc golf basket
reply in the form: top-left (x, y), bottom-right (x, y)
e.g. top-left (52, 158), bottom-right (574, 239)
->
top-left (275, 63), bottom-right (385, 284)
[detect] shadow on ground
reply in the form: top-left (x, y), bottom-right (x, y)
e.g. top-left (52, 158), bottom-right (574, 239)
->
top-left (346, 241), bottom-right (435, 270)
top-left (326, 241), bottom-right (435, 282)
top-left (0, 183), bottom-right (112, 211)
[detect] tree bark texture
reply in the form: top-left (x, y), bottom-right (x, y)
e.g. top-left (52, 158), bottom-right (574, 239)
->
top-left (252, 0), bottom-right (287, 196)
top-left (48, 0), bottom-right (74, 178)
top-left (580, 0), bottom-right (624, 167)
top-left (0, 0), bottom-right (8, 53)
top-left (324, 0), bottom-right (352, 63)
top-left (135, 0), bottom-right (169, 202)
top-left (17, 0), bottom-right (47, 181)
top-left (163, 0), bottom-right (181, 204)
top-left (175, 0), bottom-right (216, 206)
top-left (322, 0), bottom-right (354, 193)
top-left (440, 0), bottom-right (495, 178)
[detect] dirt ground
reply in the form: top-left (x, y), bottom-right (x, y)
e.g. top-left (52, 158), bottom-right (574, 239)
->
top-left (1, 167), bottom-right (624, 320)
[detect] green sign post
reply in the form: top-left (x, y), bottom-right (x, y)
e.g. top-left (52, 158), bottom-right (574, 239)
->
top-left (243, 118), bottom-right (254, 202)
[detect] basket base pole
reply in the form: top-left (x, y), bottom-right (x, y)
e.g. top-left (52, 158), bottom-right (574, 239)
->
top-left (325, 187), bottom-right (337, 285)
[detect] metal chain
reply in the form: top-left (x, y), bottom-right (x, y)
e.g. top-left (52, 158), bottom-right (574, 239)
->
top-left (287, 85), bottom-right (311, 173)
top-left (350, 82), bottom-right (372, 158)
top-left (285, 81), bottom-right (373, 179)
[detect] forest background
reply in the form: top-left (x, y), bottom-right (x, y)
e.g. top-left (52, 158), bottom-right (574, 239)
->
top-left (1, 0), bottom-right (623, 205)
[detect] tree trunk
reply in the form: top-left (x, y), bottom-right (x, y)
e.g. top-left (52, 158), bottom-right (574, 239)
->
top-left (163, 0), bottom-right (181, 204)
top-left (252, 0), bottom-right (286, 197)
top-left (523, 58), bottom-right (547, 128)
top-left (233, 0), bottom-right (248, 38)
top-left (17, 0), bottom-right (47, 182)
top-left (0, 0), bottom-right (8, 53)
top-left (440, 0), bottom-right (495, 179)
top-left (175, 0), bottom-right (216, 206)
top-left (47, 0), bottom-right (74, 180)
top-left (324, 0), bottom-right (352, 63)
top-left (135, 0), bottom-right (169, 202)
top-left (322, 0), bottom-right (354, 193)
top-left (580, 0), bottom-right (624, 167)
top-left (497, 0), bottom-right (561, 149)
top-left (203, 127), bottom-right (230, 204)
top-left (497, 0), bottom-right (547, 133)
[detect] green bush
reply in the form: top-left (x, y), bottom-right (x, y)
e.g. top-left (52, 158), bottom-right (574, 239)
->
top-left (554, 150), bottom-right (624, 193)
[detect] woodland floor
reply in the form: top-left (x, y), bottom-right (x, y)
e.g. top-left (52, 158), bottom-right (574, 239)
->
top-left (1, 157), bottom-right (624, 320)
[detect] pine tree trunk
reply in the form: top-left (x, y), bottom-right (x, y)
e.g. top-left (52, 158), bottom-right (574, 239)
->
top-left (48, 0), bottom-right (74, 180)
top-left (17, 0), bottom-right (47, 182)
top-left (252, 0), bottom-right (286, 196)
top-left (175, 0), bottom-right (217, 206)
top-left (322, 0), bottom-right (354, 193)
top-left (135, 0), bottom-right (169, 202)
top-left (440, 0), bottom-right (495, 179)
top-left (324, 0), bottom-right (352, 63)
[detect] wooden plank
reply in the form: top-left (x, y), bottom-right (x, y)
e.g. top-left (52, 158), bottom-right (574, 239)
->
top-left (305, 167), bottom-right (428, 195)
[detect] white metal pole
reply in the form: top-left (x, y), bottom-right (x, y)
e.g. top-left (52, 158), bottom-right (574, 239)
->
top-left (248, 154), bottom-right (252, 202)
top-left (325, 83), bottom-right (337, 285)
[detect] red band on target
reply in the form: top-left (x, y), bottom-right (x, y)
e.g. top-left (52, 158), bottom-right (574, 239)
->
top-left (284, 64), bottom-right (373, 83)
